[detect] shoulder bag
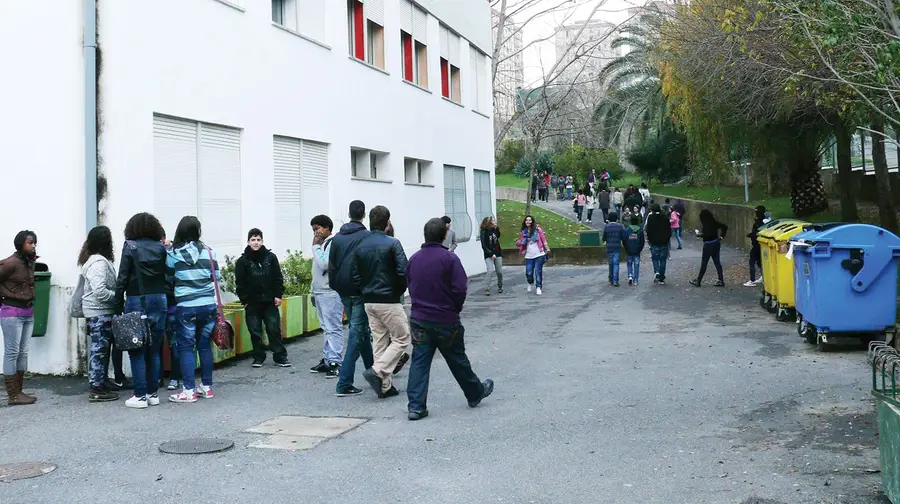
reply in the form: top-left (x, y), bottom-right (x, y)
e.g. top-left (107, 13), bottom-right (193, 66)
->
top-left (111, 242), bottom-right (151, 351)
top-left (68, 274), bottom-right (85, 318)
top-left (208, 247), bottom-right (234, 351)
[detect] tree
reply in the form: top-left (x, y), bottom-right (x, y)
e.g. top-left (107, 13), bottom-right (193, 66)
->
top-left (496, 139), bottom-right (527, 174)
top-left (553, 145), bottom-right (622, 184)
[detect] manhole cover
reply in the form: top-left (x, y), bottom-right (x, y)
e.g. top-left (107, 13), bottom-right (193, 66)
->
top-left (158, 438), bottom-right (234, 455)
top-left (0, 462), bottom-right (56, 482)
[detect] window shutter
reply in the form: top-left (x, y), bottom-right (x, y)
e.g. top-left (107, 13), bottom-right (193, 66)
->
top-left (198, 123), bottom-right (242, 258)
top-left (365, 0), bottom-right (384, 25)
top-left (470, 49), bottom-right (479, 110)
top-left (449, 32), bottom-right (461, 66)
top-left (439, 25), bottom-right (450, 59)
top-left (300, 140), bottom-right (329, 251)
top-left (298, 0), bottom-right (326, 41)
top-left (273, 136), bottom-right (302, 255)
top-left (399, 0), bottom-right (413, 34)
top-left (412, 6), bottom-right (428, 44)
top-left (153, 115), bottom-right (198, 236)
top-left (478, 52), bottom-right (488, 112)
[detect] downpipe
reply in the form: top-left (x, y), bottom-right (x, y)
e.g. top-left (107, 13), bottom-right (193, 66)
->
top-left (83, 0), bottom-right (98, 231)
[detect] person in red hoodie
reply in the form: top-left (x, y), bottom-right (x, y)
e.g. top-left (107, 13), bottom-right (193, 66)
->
top-left (405, 218), bottom-right (494, 421)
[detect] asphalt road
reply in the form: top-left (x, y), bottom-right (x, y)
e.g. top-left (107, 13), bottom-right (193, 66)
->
top-left (0, 234), bottom-right (888, 504)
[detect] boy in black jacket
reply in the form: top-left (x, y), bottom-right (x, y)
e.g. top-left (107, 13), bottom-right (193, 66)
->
top-left (645, 203), bottom-right (671, 285)
top-left (624, 215), bottom-right (645, 286)
top-left (235, 228), bottom-right (290, 368)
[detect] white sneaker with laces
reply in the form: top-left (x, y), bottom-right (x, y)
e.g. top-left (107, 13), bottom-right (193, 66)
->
top-left (743, 281), bottom-right (756, 287)
top-left (147, 393), bottom-right (160, 406)
top-left (169, 388), bottom-right (198, 403)
top-left (167, 379), bottom-right (179, 391)
top-left (753, 278), bottom-right (764, 286)
top-left (125, 395), bottom-right (149, 409)
top-left (536, 288), bottom-right (542, 295)
top-left (527, 284), bottom-right (532, 293)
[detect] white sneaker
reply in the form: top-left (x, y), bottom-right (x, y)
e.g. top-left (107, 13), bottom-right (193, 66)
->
top-left (166, 379), bottom-right (179, 391)
top-left (536, 288), bottom-right (542, 295)
top-left (147, 393), bottom-right (160, 406)
top-left (743, 281), bottom-right (756, 287)
top-left (125, 395), bottom-right (149, 409)
top-left (753, 278), bottom-right (764, 286)
top-left (527, 284), bottom-right (532, 293)
top-left (169, 388), bottom-right (198, 403)
top-left (196, 384), bottom-right (214, 399)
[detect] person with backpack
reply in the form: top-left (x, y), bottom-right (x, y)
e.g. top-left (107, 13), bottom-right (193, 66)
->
top-left (235, 228), bottom-right (290, 369)
top-left (309, 215), bottom-right (345, 378)
top-left (623, 215), bottom-right (645, 286)
top-left (645, 203), bottom-right (671, 285)
top-left (690, 209), bottom-right (729, 287)
top-left (602, 213), bottom-right (626, 287)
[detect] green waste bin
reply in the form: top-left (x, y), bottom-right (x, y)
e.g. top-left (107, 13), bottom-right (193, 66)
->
top-left (32, 268), bottom-right (51, 337)
top-left (578, 230), bottom-right (601, 247)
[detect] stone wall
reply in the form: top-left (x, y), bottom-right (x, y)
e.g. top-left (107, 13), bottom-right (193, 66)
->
top-left (496, 186), bottom-right (528, 201)
top-left (654, 194), bottom-right (757, 251)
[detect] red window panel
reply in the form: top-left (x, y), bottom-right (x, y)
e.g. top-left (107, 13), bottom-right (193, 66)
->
top-left (352, 1), bottom-right (365, 60)
top-left (440, 58), bottom-right (449, 98)
top-left (402, 32), bottom-right (413, 82)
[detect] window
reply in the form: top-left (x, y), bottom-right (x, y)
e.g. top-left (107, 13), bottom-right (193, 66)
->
top-left (273, 136), bottom-right (330, 254)
top-left (400, 1), bottom-right (428, 87)
top-left (470, 48), bottom-right (488, 113)
top-left (153, 114), bottom-right (242, 258)
top-left (273, 0), bottom-right (327, 41)
top-left (439, 25), bottom-right (462, 103)
top-left (404, 158), bottom-right (432, 185)
top-left (473, 170), bottom-right (493, 224)
top-left (443, 165), bottom-right (472, 241)
top-left (351, 148), bottom-right (390, 182)
top-left (348, 0), bottom-right (385, 69)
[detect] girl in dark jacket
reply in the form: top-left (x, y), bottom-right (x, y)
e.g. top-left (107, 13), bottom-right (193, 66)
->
top-left (690, 209), bottom-right (728, 287)
top-left (1, 230), bottom-right (39, 405)
top-left (480, 216), bottom-right (503, 295)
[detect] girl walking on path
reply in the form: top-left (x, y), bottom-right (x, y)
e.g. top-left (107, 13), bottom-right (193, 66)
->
top-left (670, 207), bottom-right (683, 250)
top-left (480, 217), bottom-right (503, 296)
top-left (1, 230), bottom-right (39, 406)
top-left (575, 189), bottom-right (587, 222)
top-left (517, 216), bottom-right (550, 296)
top-left (690, 209), bottom-right (728, 287)
top-left (585, 186), bottom-right (596, 223)
top-left (77, 226), bottom-right (120, 403)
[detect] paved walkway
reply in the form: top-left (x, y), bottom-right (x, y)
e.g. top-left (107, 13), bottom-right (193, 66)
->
top-left (0, 234), bottom-right (886, 503)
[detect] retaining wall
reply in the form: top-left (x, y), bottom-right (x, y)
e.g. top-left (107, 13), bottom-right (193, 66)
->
top-left (655, 194), bottom-right (757, 251)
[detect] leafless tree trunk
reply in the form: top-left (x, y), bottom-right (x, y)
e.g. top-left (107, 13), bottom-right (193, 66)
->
top-left (871, 117), bottom-right (898, 232)
top-left (834, 118), bottom-right (860, 222)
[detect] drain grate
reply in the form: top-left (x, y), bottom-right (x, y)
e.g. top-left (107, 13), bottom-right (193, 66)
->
top-left (0, 462), bottom-right (56, 482)
top-left (158, 438), bottom-right (234, 455)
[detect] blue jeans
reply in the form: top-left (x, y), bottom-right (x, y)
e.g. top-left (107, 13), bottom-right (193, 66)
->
top-left (165, 306), bottom-right (180, 381)
top-left (336, 295), bottom-right (373, 392)
top-left (615, 204), bottom-right (622, 216)
top-left (175, 304), bottom-right (216, 390)
top-left (650, 245), bottom-right (668, 281)
top-left (124, 294), bottom-right (167, 397)
top-left (671, 227), bottom-right (682, 249)
top-left (626, 254), bottom-right (640, 283)
top-left (1, 316), bottom-right (33, 375)
top-left (576, 205), bottom-right (584, 221)
top-left (607, 250), bottom-right (621, 284)
top-left (407, 319), bottom-right (485, 414)
top-left (314, 290), bottom-right (345, 365)
top-left (566, 187), bottom-right (573, 199)
top-left (525, 255), bottom-right (546, 288)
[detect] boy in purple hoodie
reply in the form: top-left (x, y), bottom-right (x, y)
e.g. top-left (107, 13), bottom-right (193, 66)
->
top-left (405, 218), bottom-right (494, 421)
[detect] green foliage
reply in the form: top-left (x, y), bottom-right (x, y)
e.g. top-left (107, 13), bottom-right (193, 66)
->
top-left (495, 139), bottom-right (527, 174)
top-left (627, 125), bottom-right (689, 183)
top-left (552, 145), bottom-right (623, 186)
top-left (514, 151), bottom-right (555, 178)
top-left (219, 250), bottom-right (312, 297)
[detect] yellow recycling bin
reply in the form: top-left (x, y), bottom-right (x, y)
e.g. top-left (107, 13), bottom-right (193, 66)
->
top-left (769, 221), bottom-right (808, 321)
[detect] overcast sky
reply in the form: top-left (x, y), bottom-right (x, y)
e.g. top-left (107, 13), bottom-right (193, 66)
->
top-left (516, 0), bottom-right (639, 84)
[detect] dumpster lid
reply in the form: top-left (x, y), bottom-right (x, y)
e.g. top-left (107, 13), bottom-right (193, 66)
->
top-left (759, 221), bottom-right (798, 239)
top-left (771, 221), bottom-right (809, 241)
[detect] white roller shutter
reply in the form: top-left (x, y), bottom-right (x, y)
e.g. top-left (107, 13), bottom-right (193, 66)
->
top-left (478, 52), bottom-right (488, 112)
top-left (198, 123), bottom-right (242, 258)
top-left (365, 0), bottom-right (384, 25)
top-left (298, 0), bottom-right (326, 41)
top-left (470, 49), bottom-right (479, 110)
top-left (153, 115), bottom-right (198, 237)
top-left (300, 140), bottom-right (329, 251)
top-left (439, 25), bottom-right (450, 59)
top-left (273, 136), bottom-right (302, 255)
top-left (399, 0), bottom-right (413, 34)
top-left (449, 32), bottom-right (461, 66)
top-left (412, 6), bottom-right (428, 43)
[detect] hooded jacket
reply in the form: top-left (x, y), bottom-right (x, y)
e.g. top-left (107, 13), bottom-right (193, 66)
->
top-left (81, 254), bottom-right (117, 317)
top-left (0, 252), bottom-right (36, 307)
top-left (311, 236), bottom-right (334, 295)
top-left (480, 227), bottom-right (502, 259)
top-left (115, 238), bottom-right (168, 309)
top-left (624, 224), bottom-right (645, 256)
top-left (328, 221), bottom-right (371, 297)
top-left (747, 206), bottom-right (767, 249)
top-left (598, 190), bottom-right (611, 210)
top-left (646, 211), bottom-right (671, 246)
top-left (235, 245), bottom-right (284, 305)
top-left (166, 241), bottom-right (220, 308)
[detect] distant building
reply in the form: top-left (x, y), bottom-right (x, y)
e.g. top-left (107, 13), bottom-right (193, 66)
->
top-left (492, 9), bottom-right (525, 134)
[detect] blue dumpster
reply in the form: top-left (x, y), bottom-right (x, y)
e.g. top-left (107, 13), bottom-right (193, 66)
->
top-left (792, 223), bottom-right (900, 348)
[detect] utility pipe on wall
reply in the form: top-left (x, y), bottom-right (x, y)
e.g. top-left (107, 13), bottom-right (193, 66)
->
top-left (84, 0), bottom-right (98, 231)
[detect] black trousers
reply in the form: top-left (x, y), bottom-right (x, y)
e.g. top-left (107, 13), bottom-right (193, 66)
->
top-left (698, 240), bottom-right (724, 283)
top-left (246, 302), bottom-right (288, 361)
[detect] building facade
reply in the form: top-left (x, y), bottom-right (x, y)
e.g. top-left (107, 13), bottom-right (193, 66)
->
top-left (491, 9), bottom-right (525, 126)
top-left (0, 0), bottom-right (494, 375)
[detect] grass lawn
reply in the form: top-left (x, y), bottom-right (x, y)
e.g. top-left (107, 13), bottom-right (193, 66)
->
top-left (495, 173), bottom-right (530, 189)
top-left (496, 199), bottom-right (591, 248)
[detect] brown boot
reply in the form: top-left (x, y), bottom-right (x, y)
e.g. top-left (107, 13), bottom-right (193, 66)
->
top-left (4, 375), bottom-right (30, 406)
top-left (15, 371), bottom-right (36, 404)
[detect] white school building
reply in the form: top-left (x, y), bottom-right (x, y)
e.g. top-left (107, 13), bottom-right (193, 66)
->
top-left (0, 0), bottom-right (495, 375)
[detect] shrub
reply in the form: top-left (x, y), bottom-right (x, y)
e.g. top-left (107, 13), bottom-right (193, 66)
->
top-left (219, 250), bottom-right (312, 297)
top-left (552, 145), bottom-right (623, 187)
top-left (514, 151), bottom-right (555, 178)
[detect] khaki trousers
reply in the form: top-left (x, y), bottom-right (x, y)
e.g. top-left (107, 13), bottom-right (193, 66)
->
top-left (364, 303), bottom-right (411, 392)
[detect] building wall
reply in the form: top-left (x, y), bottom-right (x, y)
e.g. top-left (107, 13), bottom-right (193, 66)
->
top-left (0, 1), bottom-right (87, 374)
top-left (1, 0), bottom-right (495, 375)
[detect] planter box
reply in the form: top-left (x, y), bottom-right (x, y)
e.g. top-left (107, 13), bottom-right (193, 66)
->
top-left (874, 390), bottom-right (900, 502)
top-left (305, 295), bottom-right (321, 332)
top-left (280, 295), bottom-right (306, 341)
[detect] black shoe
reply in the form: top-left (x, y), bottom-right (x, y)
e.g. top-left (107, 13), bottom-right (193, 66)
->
top-left (88, 387), bottom-right (119, 403)
top-left (362, 368), bottom-right (383, 395)
top-left (252, 358), bottom-right (265, 368)
top-left (310, 359), bottom-right (328, 373)
top-left (325, 363), bottom-right (340, 379)
top-left (103, 378), bottom-right (121, 391)
top-left (393, 353), bottom-right (410, 375)
top-left (378, 386), bottom-right (400, 399)
top-left (335, 386), bottom-right (364, 397)
top-left (498, 287), bottom-right (503, 294)
top-left (714, 281), bottom-right (725, 287)
top-left (274, 358), bottom-right (292, 368)
top-left (659, 279), bottom-right (666, 285)
top-left (613, 283), bottom-right (620, 287)
top-left (690, 279), bottom-right (701, 287)
top-left (408, 410), bottom-right (429, 421)
top-left (469, 379), bottom-right (494, 408)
